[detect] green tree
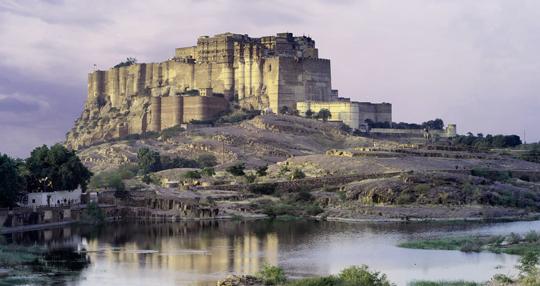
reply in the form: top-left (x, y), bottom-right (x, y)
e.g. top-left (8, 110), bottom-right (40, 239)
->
top-left (114, 57), bottom-right (137, 68)
top-left (117, 163), bottom-right (138, 179)
top-left (0, 154), bottom-right (22, 208)
top-left (318, 109), bottom-right (332, 121)
top-left (201, 167), bottom-right (215, 177)
top-left (106, 174), bottom-right (125, 192)
top-left (185, 170), bottom-right (202, 180)
top-left (137, 147), bottom-right (162, 175)
top-left (305, 109), bottom-right (313, 118)
top-left (256, 165), bottom-right (268, 177)
top-left (195, 153), bottom-right (218, 168)
top-left (226, 162), bottom-right (246, 177)
top-left (26, 144), bottom-right (92, 192)
top-left (421, 118), bottom-right (444, 130)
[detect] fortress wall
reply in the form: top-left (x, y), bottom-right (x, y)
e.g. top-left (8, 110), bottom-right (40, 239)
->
top-left (87, 71), bottom-right (106, 99)
top-left (144, 63), bottom-right (154, 91)
top-left (204, 97), bottom-right (229, 118)
top-left (245, 57), bottom-right (253, 96)
top-left (251, 59), bottom-right (263, 97)
top-left (151, 63), bottom-right (161, 94)
top-left (172, 96), bottom-right (183, 127)
top-left (305, 101), bottom-right (361, 128)
top-left (175, 46), bottom-right (196, 58)
top-left (303, 58), bottom-right (332, 102)
top-left (236, 58), bottom-right (245, 99)
top-left (87, 74), bottom-right (93, 98)
top-left (264, 58), bottom-right (281, 111)
top-left (118, 66), bottom-right (127, 99)
top-left (127, 112), bottom-right (146, 135)
top-left (160, 97), bottom-right (179, 130)
top-left (276, 57), bottom-right (306, 111)
top-left (150, 97), bottom-right (161, 132)
top-left (296, 102), bottom-right (310, 115)
top-left (183, 97), bottom-right (207, 122)
top-left (357, 102), bottom-right (376, 124)
top-left (209, 63), bottom-right (226, 93)
top-left (194, 62), bottom-right (212, 89)
top-left (107, 68), bottom-right (119, 106)
top-left (222, 63), bottom-right (234, 97)
top-left (370, 128), bottom-right (452, 138)
top-left (375, 103), bottom-right (392, 123)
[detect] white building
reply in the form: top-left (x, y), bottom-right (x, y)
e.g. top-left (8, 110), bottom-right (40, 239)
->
top-left (27, 189), bottom-right (83, 207)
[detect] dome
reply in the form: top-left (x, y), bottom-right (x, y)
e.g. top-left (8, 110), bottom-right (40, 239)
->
top-left (264, 107), bottom-right (273, 113)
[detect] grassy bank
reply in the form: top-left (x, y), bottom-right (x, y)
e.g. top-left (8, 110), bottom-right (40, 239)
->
top-left (0, 243), bottom-right (89, 285)
top-left (251, 262), bottom-right (484, 286)
top-left (407, 280), bottom-right (483, 286)
top-left (398, 230), bottom-right (540, 255)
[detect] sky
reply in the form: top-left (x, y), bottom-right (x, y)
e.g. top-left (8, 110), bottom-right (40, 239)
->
top-left (1, 0), bottom-right (539, 158)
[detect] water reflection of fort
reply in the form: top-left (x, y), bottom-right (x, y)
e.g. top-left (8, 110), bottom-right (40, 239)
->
top-left (88, 221), bottom-right (280, 276)
top-left (9, 220), bottom-right (295, 280)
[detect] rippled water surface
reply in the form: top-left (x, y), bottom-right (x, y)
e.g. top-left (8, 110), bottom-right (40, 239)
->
top-left (9, 219), bottom-right (540, 285)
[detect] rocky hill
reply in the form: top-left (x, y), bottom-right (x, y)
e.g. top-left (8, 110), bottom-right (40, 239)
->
top-left (73, 114), bottom-right (372, 173)
top-left (63, 91), bottom-right (153, 150)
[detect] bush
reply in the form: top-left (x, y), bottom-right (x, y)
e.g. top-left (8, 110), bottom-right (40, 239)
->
top-left (296, 188), bottom-right (312, 202)
top-left (493, 274), bottom-right (514, 284)
top-left (195, 153), bottom-right (217, 168)
top-left (201, 167), bottom-right (215, 177)
top-left (525, 231), bottom-right (540, 244)
top-left (338, 265), bottom-right (394, 286)
top-left (507, 232), bottom-right (522, 245)
top-left (185, 170), bottom-right (202, 180)
top-left (107, 174), bottom-right (125, 192)
top-left (245, 172), bottom-right (257, 184)
top-left (396, 194), bottom-right (413, 205)
top-left (226, 162), bottom-right (246, 177)
top-left (251, 183), bottom-right (277, 195)
top-left (471, 167), bottom-right (511, 182)
top-left (278, 166), bottom-right (291, 176)
top-left (520, 174), bottom-right (531, 182)
top-left (414, 184), bottom-right (431, 194)
top-left (160, 125), bottom-right (185, 139)
top-left (254, 261), bottom-right (287, 286)
top-left (141, 173), bottom-right (162, 186)
top-left (292, 168), bottom-right (306, 180)
top-left (202, 196), bottom-right (215, 207)
top-left (256, 165), bottom-right (268, 177)
top-left (340, 123), bottom-right (352, 133)
top-left (516, 251), bottom-right (540, 284)
top-left (118, 163), bottom-right (138, 179)
top-left (303, 203), bottom-right (323, 216)
top-left (86, 202), bottom-right (106, 222)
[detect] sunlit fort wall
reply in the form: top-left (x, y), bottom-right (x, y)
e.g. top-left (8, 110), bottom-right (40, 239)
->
top-left (86, 32), bottom-right (392, 135)
top-left (297, 101), bottom-right (392, 129)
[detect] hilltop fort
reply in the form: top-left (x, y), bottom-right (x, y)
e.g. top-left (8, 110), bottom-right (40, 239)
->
top-left (66, 32), bottom-right (392, 149)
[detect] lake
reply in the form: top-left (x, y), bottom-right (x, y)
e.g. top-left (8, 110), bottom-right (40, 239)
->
top-left (7, 219), bottom-right (540, 285)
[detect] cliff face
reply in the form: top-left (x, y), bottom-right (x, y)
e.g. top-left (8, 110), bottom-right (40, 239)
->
top-left (64, 91), bottom-right (151, 150)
